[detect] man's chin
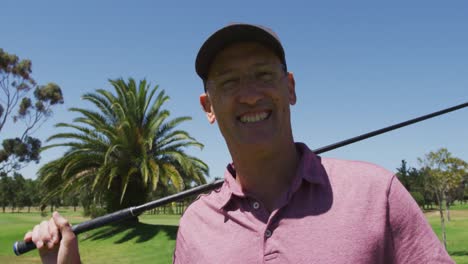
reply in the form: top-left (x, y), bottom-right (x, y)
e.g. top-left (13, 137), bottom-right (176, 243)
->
top-left (237, 136), bottom-right (277, 150)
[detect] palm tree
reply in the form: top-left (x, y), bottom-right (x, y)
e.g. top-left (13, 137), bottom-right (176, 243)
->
top-left (39, 78), bottom-right (208, 213)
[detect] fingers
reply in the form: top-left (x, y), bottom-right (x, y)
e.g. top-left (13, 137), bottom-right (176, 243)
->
top-left (31, 220), bottom-right (49, 249)
top-left (28, 212), bottom-right (67, 250)
top-left (39, 219), bottom-right (53, 249)
top-left (24, 231), bottom-right (33, 242)
top-left (47, 217), bottom-right (60, 248)
top-left (26, 212), bottom-right (78, 263)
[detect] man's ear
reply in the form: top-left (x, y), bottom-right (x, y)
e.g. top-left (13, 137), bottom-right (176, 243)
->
top-left (287, 72), bottom-right (297, 105)
top-left (200, 93), bottom-right (216, 124)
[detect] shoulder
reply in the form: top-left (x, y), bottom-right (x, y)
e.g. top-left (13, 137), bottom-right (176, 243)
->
top-left (175, 188), bottom-right (223, 263)
top-left (318, 157), bottom-right (396, 202)
top-left (322, 157), bottom-right (394, 177)
top-left (297, 143), bottom-right (395, 188)
top-left (179, 184), bottom-right (226, 227)
top-left (321, 157), bottom-right (395, 185)
top-left (175, 184), bottom-right (228, 260)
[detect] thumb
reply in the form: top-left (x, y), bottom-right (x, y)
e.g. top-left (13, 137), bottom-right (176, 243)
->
top-left (52, 212), bottom-right (76, 245)
top-left (52, 211), bottom-right (81, 264)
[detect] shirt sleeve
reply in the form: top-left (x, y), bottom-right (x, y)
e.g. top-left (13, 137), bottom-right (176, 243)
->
top-left (387, 175), bottom-right (454, 263)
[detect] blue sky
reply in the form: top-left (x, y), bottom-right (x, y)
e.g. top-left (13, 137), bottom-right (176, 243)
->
top-left (1, 0), bottom-right (467, 181)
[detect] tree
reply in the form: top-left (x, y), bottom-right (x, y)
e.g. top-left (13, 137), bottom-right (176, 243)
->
top-left (0, 48), bottom-right (64, 173)
top-left (462, 174), bottom-right (468, 203)
top-left (23, 178), bottom-right (40, 212)
top-left (396, 160), bottom-right (412, 191)
top-left (396, 160), bottom-right (432, 208)
top-left (12, 172), bottom-right (27, 212)
top-left (38, 78), bottom-right (208, 215)
top-left (418, 148), bottom-right (468, 249)
top-left (414, 167), bottom-right (436, 210)
top-left (0, 172), bottom-right (42, 213)
top-left (0, 172), bottom-right (15, 212)
top-left (63, 189), bottom-right (80, 212)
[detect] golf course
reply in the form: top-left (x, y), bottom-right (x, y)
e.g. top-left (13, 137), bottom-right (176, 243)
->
top-left (1, 203), bottom-right (467, 263)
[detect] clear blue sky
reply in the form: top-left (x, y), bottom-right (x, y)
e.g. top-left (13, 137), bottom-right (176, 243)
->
top-left (2, 0), bottom-right (467, 180)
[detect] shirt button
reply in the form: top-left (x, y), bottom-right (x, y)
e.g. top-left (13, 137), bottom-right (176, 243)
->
top-left (252, 202), bottom-right (260, 209)
top-left (265, 229), bottom-right (272, 238)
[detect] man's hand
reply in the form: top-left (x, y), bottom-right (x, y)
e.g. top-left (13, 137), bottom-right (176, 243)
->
top-left (24, 211), bottom-right (81, 264)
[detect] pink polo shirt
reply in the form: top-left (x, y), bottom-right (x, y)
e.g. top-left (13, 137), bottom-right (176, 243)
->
top-left (174, 143), bottom-right (453, 263)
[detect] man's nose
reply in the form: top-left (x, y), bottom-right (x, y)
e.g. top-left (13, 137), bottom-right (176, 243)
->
top-left (236, 81), bottom-right (264, 105)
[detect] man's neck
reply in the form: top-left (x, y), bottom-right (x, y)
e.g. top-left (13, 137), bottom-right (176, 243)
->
top-left (230, 141), bottom-right (299, 212)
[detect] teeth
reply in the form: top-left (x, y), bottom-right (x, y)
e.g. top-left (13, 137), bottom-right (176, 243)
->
top-left (240, 112), bottom-right (268, 123)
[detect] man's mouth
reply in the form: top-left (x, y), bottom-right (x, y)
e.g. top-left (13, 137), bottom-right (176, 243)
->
top-left (238, 111), bottom-right (271, 123)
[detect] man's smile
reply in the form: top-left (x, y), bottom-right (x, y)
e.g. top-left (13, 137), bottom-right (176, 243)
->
top-left (238, 110), bottom-right (271, 124)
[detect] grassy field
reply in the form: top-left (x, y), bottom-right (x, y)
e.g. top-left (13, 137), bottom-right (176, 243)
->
top-left (0, 209), bottom-right (179, 263)
top-left (426, 203), bottom-right (468, 264)
top-left (1, 204), bottom-right (467, 263)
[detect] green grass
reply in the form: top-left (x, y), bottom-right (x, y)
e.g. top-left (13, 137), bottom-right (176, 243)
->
top-left (0, 205), bottom-right (467, 263)
top-left (425, 204), bottom-right (468, 264)
top-left (0, 208), bottom-right (180, 263)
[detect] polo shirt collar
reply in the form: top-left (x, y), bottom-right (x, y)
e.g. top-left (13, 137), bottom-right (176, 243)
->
top-left (217, 142), bottom-right (328, 210)
top-left (295, 142), bottom-right (328, 186)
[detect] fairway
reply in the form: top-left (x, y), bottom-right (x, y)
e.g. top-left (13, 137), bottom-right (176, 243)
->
top-left (426, 204), bottom-right (468, 264)
top-left (1, 206), bottom-right (467, 263)
top-left (0, 209), bottom-right (180, 264)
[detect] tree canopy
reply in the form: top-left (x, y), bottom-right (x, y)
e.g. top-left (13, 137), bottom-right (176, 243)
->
top-left (417, 148), bottom-right (467, 249)
top-left (0, 48), bottom-right (64, 173)
top-left (38, 78), bottom-right (208, 214)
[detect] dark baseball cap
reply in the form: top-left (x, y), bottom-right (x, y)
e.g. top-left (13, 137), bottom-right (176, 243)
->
top-left (195, 23), bottom-right (287, 82)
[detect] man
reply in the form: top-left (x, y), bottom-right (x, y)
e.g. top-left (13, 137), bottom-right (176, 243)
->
top-left (25, 23), bottom-right (453, 263)
top-left (173, 23), bottom-right (454, 263)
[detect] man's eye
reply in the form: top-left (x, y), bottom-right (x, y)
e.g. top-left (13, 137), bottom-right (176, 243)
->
top-left (219, 77), bottom-right (239, 90)
top-left (255, 71), bottom-right (275, 81)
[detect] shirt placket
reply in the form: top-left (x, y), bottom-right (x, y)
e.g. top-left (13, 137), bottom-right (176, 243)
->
top-left (246, 197), bottom-right (284, 263)
top-left (262, 179), bottom-right (305, 263)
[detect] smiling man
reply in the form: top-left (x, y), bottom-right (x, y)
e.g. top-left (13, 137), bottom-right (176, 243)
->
top-left (173, 24), bottom-right (453, 263)
top-left (25, 23), bottom-right (453, 264)
top-left (199, 41), bottom-right (298, 212)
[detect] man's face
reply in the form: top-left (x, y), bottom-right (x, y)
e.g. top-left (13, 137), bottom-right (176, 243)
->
top-left (200, 42), bottom-right (296, 152)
